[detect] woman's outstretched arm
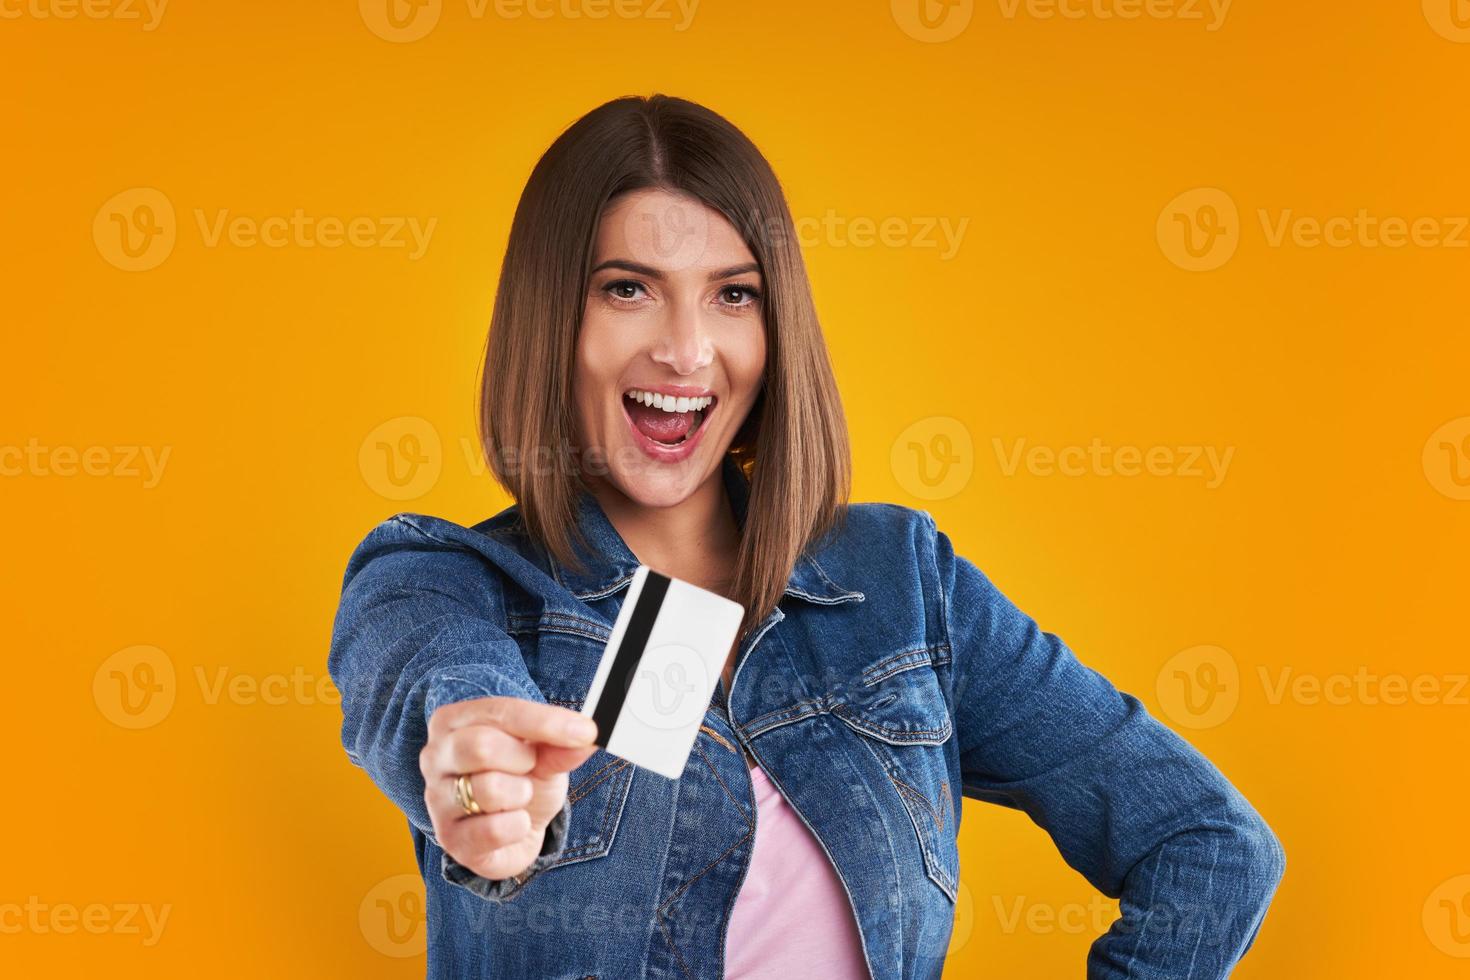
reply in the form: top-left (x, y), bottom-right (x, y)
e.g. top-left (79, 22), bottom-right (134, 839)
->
top-left (926, 514), bottom-right (1285, 979)
top-left (327, 514), bottom-right (580, 901)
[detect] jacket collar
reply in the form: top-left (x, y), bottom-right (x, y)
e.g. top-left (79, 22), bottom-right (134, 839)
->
top-left (549, 454), bottom-right (865, 607)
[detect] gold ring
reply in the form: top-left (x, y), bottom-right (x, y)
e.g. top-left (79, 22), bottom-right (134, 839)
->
top-left (454, 773), bottom-right (482, 816)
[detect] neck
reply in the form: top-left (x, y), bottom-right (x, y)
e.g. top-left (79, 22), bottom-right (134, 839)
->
top-left (587, 469), bottom-right (740, 595)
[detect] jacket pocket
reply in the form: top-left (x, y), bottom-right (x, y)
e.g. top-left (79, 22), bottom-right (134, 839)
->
top-left (830, 655), bottom-right (959, 902)
top-left (543, 747), bottom-right (635, 869)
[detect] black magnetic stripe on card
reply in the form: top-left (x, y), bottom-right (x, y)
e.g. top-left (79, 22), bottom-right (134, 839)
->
top-left (591, 570), bottom-right (671, 747)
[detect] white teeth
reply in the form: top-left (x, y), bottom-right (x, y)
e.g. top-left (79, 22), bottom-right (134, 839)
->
top-left (625, 390), bottom-right (714, 414)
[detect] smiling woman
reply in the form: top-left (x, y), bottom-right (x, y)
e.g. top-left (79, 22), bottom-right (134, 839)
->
top-left (329, 93), bottom-right (1284, 980)
top-left (478, 95), bottom-right (852, 644)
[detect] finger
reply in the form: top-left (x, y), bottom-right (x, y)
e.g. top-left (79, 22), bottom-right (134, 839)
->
top-left (448, 831), bottom-right (538, 882)
top-left (432, 725), bottom-right (537, 778)
top-left (435, 696), bottom-right (598, 748)
top-left (443, 807), bottom-right (535, 860)
top-left (453, 845), bottom-right (530, 884)
top-left (427, 770), bottom-right (525, 826)
top-left (531, 742), bottom-right (600, 781)
top-left (452, 770), bottom-right (533, 817)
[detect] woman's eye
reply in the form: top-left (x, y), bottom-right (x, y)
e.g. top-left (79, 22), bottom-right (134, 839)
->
top-left (718, 284), bottom-right (761, 307)
top-left (605, 280), bottom-right (647, 302)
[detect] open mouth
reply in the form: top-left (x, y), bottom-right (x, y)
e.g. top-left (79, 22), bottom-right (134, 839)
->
top-left (622, 389), bottom-right (716, 447)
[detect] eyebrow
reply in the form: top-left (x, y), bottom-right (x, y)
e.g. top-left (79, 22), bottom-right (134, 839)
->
top-left (590, 259), bottom-right (761, 281)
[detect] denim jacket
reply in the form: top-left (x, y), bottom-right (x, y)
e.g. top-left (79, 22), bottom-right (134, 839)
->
top-left (328, 454), bottom-right (1284, 979)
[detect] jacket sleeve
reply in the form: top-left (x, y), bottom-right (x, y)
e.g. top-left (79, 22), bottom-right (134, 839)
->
top-left (327, 515), bottom-right (572, 903)
top-left (925, 513), bottom-right (1284, 979)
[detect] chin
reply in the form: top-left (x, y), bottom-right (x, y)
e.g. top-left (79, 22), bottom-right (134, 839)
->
top-left (606, 464), bottom-right (703, 509)
top-left (596, 440), bottom-right (723, 509)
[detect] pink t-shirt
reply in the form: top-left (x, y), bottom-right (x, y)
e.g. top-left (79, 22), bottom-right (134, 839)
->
top-left (724, 764), bottom-right (871, 979)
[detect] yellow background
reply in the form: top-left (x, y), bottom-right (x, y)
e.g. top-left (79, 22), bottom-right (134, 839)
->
top-left (4, 0), bottom-right (1468, 975)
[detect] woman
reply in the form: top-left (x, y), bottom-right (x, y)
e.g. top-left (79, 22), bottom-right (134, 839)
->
top-left (328, 94), bottom-right (1284, 979)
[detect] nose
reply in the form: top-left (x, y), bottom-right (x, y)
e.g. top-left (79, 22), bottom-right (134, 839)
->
top-left (649, 297), bottom-right (713, 376)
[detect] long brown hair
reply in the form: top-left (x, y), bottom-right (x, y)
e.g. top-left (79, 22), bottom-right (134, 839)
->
top-left (478, 94), bottom-right (851, 640)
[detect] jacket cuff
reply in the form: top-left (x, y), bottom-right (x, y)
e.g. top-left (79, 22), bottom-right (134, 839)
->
top-left (440, 793), bottom-right (572, 902)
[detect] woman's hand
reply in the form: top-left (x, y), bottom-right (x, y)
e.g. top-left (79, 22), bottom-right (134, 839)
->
top-left (420, 696), bottom-right (600, 882)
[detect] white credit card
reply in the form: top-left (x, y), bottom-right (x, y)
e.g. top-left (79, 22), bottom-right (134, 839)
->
top-left (579, 565), bottom-right (745, 780)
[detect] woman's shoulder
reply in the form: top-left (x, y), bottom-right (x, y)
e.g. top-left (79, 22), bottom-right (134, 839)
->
top-left (337, 505), bottom-right (537, 598)
top-left (823, 499), bottom-right (941, 561)
top-left (808, 500), bottom-right (946, 599)
top-left (840, 499), bottom-right (937, 532)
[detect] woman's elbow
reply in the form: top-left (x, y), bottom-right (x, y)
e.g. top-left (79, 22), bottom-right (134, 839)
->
top-left (1230, 804), bottom-right (1286, 908)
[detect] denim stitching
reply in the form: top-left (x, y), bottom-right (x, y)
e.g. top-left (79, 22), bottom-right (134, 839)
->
top-left (925, 511), bottom-right (954, 666)
top-left (741, 697), bottom-right (831, 739)
top-left (806, 554), bottom-right (866, 600)
top-left (654, 911), bottom-right (697, 980)
top-left (890, 774), bottom-right (944, 831)
top-left (860, 649), bottom-right (931, 685)
top-left (830, 704), bottom-right (952, 743)
top-left (865, 647), bottom-right (930, 675)
top-left (508, 612), bottom-right (609, 635)
top-left (860, 644), bottom-right (955, 686)
top-left (569, 759), bottom-right (627, 804)
top-left (654, 740), bottom-right (755, 979)
top-left (889, 778), bottom-right (959, 899)
top-left (570, 573), bottom-right (638, 602)
top-left (699, 724), bottom-right (736, 753)
top-left (657, 742), bottom-right (755, 915)
top-left (543, 763), bottom-right (632, 865)
top-left (505, 616), bottom-right (608, 643)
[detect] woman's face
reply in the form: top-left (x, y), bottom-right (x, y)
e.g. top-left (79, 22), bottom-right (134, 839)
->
top-left (574, 188), bottom-right (767, 508)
